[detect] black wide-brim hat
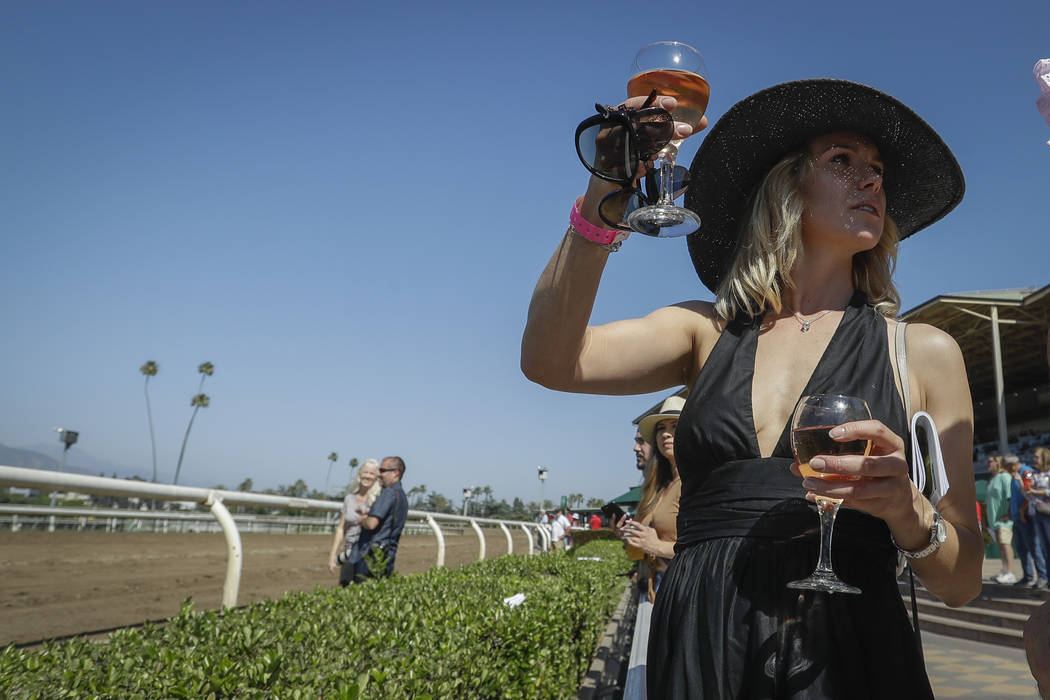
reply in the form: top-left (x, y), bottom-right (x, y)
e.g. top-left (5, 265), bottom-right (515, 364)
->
top-left (685, 79), bottom-right (965, 292)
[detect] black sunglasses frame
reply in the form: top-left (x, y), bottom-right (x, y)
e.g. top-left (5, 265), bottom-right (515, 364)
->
top-left (575, 92), bottom-right (688, 232)
top-left (574, 92), bottom-right (673, 187)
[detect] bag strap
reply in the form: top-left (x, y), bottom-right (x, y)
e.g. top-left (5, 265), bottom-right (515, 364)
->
top-left (895, 320), bottom-right (911, 421)
top-left (894, 320), bottom-right (924, 658)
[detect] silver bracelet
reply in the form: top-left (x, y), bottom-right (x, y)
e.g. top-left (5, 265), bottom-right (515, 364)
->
top-left (566, 223), bottom-right (623, 252)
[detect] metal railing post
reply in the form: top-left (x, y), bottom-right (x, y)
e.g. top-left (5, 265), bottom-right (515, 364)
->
top-left (424, 514), bottom-right (446, 569)
top-left (519, 523), bottom-right (534, 555)
top-left (498, 522), bottom-right (513, 555)
top-left (204, 491), bottom-right (242, 609)
top-left (469, 518), bottom-right (486, 561)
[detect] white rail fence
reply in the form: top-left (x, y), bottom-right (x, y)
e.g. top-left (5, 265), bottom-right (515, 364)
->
top-left (0, 466), bottom-right (551, 609)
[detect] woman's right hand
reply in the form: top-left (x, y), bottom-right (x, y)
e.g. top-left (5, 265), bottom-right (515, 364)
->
top-left (580, 95), bottom-right (705, 219)
top-left (614, 513), bottom-right (634, 540)
top-left (327, 556), bottom-right (338, 574)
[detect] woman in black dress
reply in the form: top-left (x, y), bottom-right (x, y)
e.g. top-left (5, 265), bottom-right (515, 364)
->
top-left (521, 79), bottom-right (983, 698)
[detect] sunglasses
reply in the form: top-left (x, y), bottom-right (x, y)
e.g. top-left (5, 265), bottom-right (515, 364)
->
top-left (575, 94), bottom-right (674, 185)
top-left (574, 94), bottom-right (689, 232)
top-left (378, 467), bottom-right (398, 473)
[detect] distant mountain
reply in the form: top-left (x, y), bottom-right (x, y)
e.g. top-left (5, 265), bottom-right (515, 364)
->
top-left (0, 443), bottom-right (145, 480)
top-left (0, 445), bottom-right (63, 470)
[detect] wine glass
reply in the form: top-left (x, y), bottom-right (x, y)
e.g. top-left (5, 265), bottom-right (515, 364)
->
top-left (624, 41), bottom-right (709, 237)
top-left (787, 394), bottom-right (872, 595)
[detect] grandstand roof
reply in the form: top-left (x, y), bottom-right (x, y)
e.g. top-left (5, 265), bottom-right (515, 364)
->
top-left (899, 283), bottom-right (1050, 402)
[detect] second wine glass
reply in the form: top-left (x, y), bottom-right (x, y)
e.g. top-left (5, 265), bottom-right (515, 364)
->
top-left (788, 394), bottom-right (872, 595)
top-left (624, 41), bottom-right (709, 238)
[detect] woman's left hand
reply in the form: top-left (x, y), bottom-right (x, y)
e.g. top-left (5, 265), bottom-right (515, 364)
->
top-left (622, 520), bottom-right (661, 556)
top-left (789, 419), bottom-right (919, 528)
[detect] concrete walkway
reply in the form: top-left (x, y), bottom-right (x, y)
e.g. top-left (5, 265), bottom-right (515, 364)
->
top-left (920, 556), bottom-right (1045, 698)
top-left (924, 632), bottom-right (1040, 698)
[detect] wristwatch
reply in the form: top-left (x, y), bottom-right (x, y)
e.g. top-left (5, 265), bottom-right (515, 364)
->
top-left (892, 510), bottom-right (948, 559)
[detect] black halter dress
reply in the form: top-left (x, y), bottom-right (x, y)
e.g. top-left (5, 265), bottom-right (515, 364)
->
top-left (647, 291), bottom-right (932, 699)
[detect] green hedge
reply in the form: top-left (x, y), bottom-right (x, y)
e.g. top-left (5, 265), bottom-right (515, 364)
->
top-left (568, 528), bottom-right (621, 549)
top-left (0, 541), bottom-right (631, 699)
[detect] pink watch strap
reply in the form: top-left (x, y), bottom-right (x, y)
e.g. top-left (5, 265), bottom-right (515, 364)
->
top-left (571, 196), bottom-right (629, 247)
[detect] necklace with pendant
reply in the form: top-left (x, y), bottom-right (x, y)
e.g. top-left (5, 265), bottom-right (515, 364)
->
top-left (790, 304), bottom-right (848, 333)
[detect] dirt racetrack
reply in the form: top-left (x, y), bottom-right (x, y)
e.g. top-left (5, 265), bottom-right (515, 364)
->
top-left (1, 527), bottom-right (533, 646)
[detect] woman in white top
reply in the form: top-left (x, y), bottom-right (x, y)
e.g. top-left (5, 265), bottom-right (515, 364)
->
top-left (328, 459), bottom-right (381, 586)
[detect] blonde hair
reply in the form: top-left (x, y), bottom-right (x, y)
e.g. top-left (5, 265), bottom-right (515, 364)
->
top-left (713, 146), bottom-right (901, 322)
top-left (1034, 446), bottom-right (1050, 473)
top-left (348, 458), bottom-right (382, 507)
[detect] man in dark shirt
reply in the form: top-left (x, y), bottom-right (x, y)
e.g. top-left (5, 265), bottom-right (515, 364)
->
top-left (348, 456), bottom-right (408, 583)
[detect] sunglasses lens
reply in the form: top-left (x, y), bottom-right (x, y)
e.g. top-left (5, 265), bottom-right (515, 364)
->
top-left (632, 108), bottom-right (674, 158)
top-left (577, 120), bottom-right (636, 182)
top-left (598, 189), bottom-right (647, 230)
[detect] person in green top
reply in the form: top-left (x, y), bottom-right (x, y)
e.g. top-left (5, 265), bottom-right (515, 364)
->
top-left (986, 454), bottom-right (1017, 583)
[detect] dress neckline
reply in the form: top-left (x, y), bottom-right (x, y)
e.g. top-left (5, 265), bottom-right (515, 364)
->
top-left (746, 289), bottom-right (867, 460)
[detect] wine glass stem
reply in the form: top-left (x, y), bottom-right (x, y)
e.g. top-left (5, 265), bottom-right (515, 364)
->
top-left (656, 141), bottom-right (681, 206)
top-left (813, 496), bottom-right (842, 577)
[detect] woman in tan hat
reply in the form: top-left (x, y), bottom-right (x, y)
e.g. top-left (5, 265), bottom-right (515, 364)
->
top-left (522, 79), bottom-right (982, 698)
top-left (619, 395), bottom-right (684, 601)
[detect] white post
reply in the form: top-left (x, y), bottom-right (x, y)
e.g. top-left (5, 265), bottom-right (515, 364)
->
top-left (519, 523), bottom-right (534, 555)
top-left (990, 305), bottom-right (1010, 455)
top-left (499, 522), bottom-right (513, 555)
top-left (12, 514), bottom-right (18, 532)
top-left (205, 491), bottom-right (242, 609)
top-left (469, 518), bottom-right (486, 561)
top-left (425, 514), bottom-right (446, 569)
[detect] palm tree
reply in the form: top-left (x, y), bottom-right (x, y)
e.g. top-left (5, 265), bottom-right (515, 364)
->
top-left (173, 393), bottom-right (210, 485)
top-left (196, 362), bottom-right (214, 393)
top-left (349, 457), bottom-right (359, 469)
top-left (479, 485), bottom-right (494, 516)
top-left (325, 452), bottom-right (339, 495)
top-left (407, 484), bottom-right (428, 508)
top-left (139, 361), bottom-right (159, 483)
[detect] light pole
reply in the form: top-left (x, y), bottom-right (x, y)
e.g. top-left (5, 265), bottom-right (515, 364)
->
top-left (462, 486), bottom-right (474, 516)
top-left (537, 466), bottom-right (548, 510)
top-left (49, 428), bottom-right (79, 528)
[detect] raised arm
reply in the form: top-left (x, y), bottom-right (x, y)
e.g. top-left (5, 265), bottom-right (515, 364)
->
top-left (520, 210), bottom-right (706, 395)
top-left (521, 95), bottom-right (716, 396)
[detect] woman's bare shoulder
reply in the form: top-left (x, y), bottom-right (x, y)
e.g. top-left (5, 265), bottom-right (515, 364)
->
top-left (902, 322), bottom-right (963, 362)
top-left (657, 299), bottom-right (723, 326)
top-left (901, 321), bottom-right (971, 411)
top-left (654, 300), bottom-right (725, 383)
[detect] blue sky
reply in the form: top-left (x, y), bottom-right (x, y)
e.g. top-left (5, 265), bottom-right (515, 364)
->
top-left (3, 1), bottom-right (1048, 507)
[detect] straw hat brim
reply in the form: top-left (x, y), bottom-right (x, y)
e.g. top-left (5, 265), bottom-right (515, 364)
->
top-left (685, 79), bottom-right (965, 293)
top-left (638, 396), bottom-right (687, 445)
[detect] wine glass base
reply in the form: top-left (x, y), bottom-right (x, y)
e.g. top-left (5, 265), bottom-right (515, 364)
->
top-left (787, 572), bottom-right (861, 595)
top-left (626, 204), bottom-right (700, 238)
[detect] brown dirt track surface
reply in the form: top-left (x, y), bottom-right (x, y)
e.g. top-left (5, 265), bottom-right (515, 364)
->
top-left (1, 528), bottom-right (532, 646)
